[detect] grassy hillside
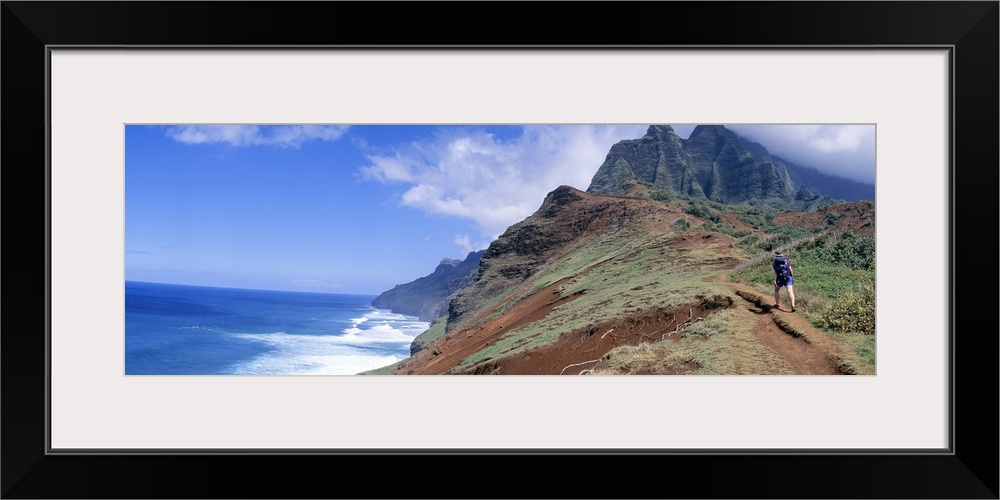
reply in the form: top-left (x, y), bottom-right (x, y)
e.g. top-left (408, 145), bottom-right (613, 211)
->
top-left (448, 225), bottom-right (736, 374)
top-left (367, 187), bottom-right (875, 375)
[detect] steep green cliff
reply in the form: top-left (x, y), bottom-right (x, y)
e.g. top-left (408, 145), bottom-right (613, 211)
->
top-left (371, 250), bottom-right (484, 322)
top-left (588, 125), bottom-right (868, 208)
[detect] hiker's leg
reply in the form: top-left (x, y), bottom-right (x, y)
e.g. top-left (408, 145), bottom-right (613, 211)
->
top-left (773, 282), bottom-right (780, 307)
top-left (787, 285), bottom-right (796, 309)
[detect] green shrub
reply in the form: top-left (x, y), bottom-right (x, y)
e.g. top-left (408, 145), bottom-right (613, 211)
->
top-left (816, 279), bottom-right (875, 335)
top-left (683, 202), bottom-right (721, 223)
top-left (827, 233), bottom-right (875, 270)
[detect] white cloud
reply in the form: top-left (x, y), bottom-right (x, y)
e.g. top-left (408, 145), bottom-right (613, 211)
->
top-left (167, 125), bottom-right (349, 148)
top-left (360, 125), bottom-right (648, 251)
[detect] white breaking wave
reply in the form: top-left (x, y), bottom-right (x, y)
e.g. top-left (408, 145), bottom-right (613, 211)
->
top-left (340, 323), bottom-right (414, 343)
top-left (362, 309), bottom-right (417, 322)
top-left (296, 354), bottom-right (402, 375)
top-left (227, 331), bottom-right (404, 375)
top-left (227, 308), bottom-right (429, 375)
top-left (343, 308), bottom-right (431, 341)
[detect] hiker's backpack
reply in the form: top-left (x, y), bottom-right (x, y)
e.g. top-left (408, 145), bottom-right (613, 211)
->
top-left (774, 256), bottom-right (791, 281)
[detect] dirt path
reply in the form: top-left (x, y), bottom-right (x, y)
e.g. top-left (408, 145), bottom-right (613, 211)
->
top-left (721, 277), bottom-right (856, 375)
top-left (749, 303), bottom-right (838, 374)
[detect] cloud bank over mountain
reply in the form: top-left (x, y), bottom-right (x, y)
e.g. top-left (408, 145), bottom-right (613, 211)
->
top-left (726, 125), bottom-right (874, 184)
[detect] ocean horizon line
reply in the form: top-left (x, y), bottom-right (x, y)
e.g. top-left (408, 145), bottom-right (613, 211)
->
top-left (124, 280), bottom-right (380, 299)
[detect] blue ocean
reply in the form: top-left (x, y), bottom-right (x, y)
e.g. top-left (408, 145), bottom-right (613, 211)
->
top-left (125, 281), bottom-right (428, 375)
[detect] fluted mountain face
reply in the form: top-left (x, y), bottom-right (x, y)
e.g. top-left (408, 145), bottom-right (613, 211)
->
top-left (588, 125), bottom-right (870, 205)
top-left (730, 133), bottom-right (875, 202)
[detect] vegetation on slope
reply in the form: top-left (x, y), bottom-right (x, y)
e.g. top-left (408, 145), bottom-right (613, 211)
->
top-left (448, 224), bottom-right (736, 373)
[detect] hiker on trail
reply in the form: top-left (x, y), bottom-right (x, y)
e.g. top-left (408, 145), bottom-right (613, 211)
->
top-left (772, 249), bottom-right (796, 312)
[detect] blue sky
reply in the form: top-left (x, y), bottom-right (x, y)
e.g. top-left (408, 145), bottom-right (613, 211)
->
top-left (125, 124), bottom-right (875, 295)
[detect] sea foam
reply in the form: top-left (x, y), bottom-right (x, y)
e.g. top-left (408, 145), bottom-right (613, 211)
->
top-left (228, 308), bottom-right (428, 375)
top-left (228, 332), bottom-right (404, 375)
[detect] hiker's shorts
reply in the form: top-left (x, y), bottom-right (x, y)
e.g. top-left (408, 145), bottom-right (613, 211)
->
top-left (775, 275), bottom-right (793, 287)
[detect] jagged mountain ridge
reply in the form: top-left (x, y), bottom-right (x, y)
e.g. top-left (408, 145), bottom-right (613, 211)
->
top-left (588, 125), bottom-right (873, 205)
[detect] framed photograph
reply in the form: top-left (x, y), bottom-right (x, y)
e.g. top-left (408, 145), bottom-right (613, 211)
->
top-left (120, 121), bottom-right (878, 379)
top-left (4, 2), bottom-right (996, 498)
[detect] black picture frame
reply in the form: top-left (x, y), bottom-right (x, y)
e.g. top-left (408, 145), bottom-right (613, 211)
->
top-left (3, 2), bottom-right (997, 498)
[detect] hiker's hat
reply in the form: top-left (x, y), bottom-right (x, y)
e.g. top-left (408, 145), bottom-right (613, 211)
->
top-left (774, 249), bottom-right (783, 255)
